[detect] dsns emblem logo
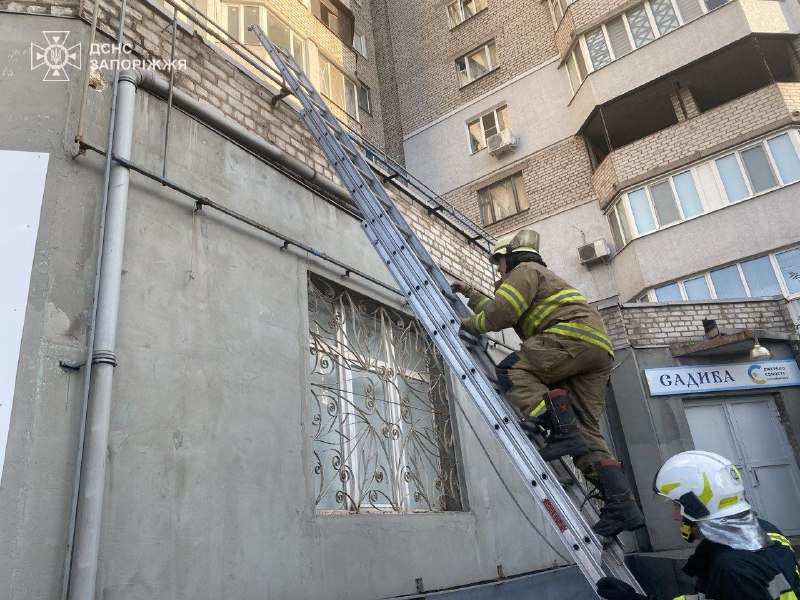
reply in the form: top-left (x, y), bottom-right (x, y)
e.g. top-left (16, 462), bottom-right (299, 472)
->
top-left (31, 31), bottom-right (81, 82)
top-left (748, 365), bottom-right (767, 385)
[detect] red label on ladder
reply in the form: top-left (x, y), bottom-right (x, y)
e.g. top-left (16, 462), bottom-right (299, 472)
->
top-left (543, 499), bottom-right (568, 531)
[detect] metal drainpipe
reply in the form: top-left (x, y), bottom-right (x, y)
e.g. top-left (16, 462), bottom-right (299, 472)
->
top-left (67, 71), bottom-right (139, 600)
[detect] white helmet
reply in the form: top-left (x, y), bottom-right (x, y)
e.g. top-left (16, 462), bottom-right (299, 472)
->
top-left (653, 451), bottom-right (750, 521)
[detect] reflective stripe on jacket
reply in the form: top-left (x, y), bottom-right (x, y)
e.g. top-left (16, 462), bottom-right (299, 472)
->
top-left (676, 519), bottom-right (800, 600)
top-left (461, 262), bottom-right (614, 357)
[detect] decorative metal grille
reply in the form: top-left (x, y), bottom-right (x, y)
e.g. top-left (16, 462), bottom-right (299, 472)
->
top-left (650, 0), bottom-right (679, 35)
top-left (585, 29), bottom-right (611, 70)
top-left (626, 6), bottom-right (655, 48)
top-left (308, 274), bottom-right (462, 513)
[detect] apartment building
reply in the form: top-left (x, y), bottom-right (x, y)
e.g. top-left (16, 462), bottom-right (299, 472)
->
top-left (0, 0), bottom-right (599, 599)
top-left (372, 0), bottom-right (800, 552)
top-left (1, 0), bottom-right (800, 597)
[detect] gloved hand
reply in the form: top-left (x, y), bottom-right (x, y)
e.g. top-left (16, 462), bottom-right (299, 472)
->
top-left (596, 577), bottom-right (648, 600)
top-left (450, 280), bottom-right (474, 295)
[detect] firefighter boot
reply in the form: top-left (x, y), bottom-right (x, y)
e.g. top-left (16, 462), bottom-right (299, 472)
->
top-left (538, 389), bottom-right (589, 461)
top-left (592, 459), bottom-right (646, 537)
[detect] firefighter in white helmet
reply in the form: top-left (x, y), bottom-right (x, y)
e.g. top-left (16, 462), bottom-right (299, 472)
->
top-left (597, 451), bottom-right (800, 600)
top-left (451, 229), bottom-right (644, 537)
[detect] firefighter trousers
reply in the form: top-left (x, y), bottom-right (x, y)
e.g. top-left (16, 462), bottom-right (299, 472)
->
top-left (496, 333), bottom-right (615, 473)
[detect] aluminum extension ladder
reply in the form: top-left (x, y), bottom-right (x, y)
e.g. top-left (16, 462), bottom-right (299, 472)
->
top-left (252, 26), bottom-right (644, 596)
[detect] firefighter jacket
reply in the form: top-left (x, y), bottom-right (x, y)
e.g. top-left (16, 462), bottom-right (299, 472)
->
top-left (675, 519), bottom-right (799, 600)
top-left (460, 261), bottom-right (614, 357)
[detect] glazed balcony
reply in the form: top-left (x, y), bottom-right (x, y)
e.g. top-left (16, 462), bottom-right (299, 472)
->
top-left (564, 0), bottom-right (800, 128)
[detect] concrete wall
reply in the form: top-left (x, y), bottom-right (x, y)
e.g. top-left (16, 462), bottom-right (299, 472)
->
top-left (403, 59), bottom-right (574, 196)
top-left (0, 14), bottom-right (576, 600)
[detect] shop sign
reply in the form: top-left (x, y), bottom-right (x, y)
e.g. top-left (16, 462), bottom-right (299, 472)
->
top-left (645, 360), bottom-right (800, 396)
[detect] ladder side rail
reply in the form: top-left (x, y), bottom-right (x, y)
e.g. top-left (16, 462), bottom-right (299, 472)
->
top-left (253, 28), bottom-right (642, 593)
top-left (258, 30), bottom-right (609, 582)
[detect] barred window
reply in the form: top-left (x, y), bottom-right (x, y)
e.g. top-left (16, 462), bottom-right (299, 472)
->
top-left (308, 274), bottom-right (462, 513)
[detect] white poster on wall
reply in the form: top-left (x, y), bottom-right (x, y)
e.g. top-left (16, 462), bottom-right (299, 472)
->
top-left (0, 150), bottom-right (49, 481)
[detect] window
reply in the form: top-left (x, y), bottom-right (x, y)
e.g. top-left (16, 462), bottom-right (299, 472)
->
top-left (715, 134), bottom-right (800, 203)
top-left (565, 45), bottom-right (589, 93)
top-left (447, 0), bottom-right (487, 28)
top-left (650, 0), bottom-right (679, 35)
top-left (611, 169), bottom-right (704, 239)
top-left (319, 55), bottom-right (359, 119)
top-left (467, 105), bottom-right (510, 153)
top-left (740, 256), bottom-right (781, 297)
top-left (478, 173), bottom-right (528, 225)
top-left (224, 4), bottom-right (259, 45)
top-left (357, 81), bottom-right (371, 114)
top-left (573, 0), bottom-right (731, 82)
top-left (655, 282), bottom-right (682, 301)
top-left (626, 5), bottom-right (655, 47)
top-left (684, 276), bottom-right (711, 300)
top-left (609, 131), bottom-right (800, 250)
top-left (606, 16), bottom-right (632, 59)
top-left (456, 41), bottom-right (497, 87)
top-left (353, 29), bottom-right (367, 57)
top-left (223, 4), bottom-right (306, 68)
top-left (548, 0), bottom-right (577, 25)
top-left (585, 28), bottom-right (611, 70)
top-left (308, 274), bottom-right (462, 513)
top-left (777, 249), bottom-right (800, 294)
top-left (647, 247), bottom-right (800, 302)
top-left (311, 0), bottom-right (355, 46)
top-left (674, 0), bottom-right (702, 21)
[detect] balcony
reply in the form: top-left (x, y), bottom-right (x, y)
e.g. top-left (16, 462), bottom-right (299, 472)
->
top-left (591, 82), bottom-right (800, 207)
top-left (566, 0), bottom-right (800, 128)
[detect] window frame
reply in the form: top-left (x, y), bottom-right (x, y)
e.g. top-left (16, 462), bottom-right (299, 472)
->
top-left (712, 138), bottom-right (791, 203)
top-left (608, 130), bottom-right (800, 250)
top-left (447, 0), bottom-right (488, 29)
top-left (308, 276), bottom-right (461, 513)
top-left (222, 3), bottom-right (307, 69)
top-left (647, 246), bottom-right (800, 302)
top-left (455, 41), bottom-right (498, 88)
top-left (466, 104), bottom-right (510, 154)
top-left (357, 80), bottom-right (371, 115)
top-left (611, 168), bottom-right (705, 240)
top-left (572, 0), bottom-right (725, 85)
top-left (352, 28), bottom-right (367, 58)
top-left (318, 54), bottom-right (360, 120)
top-left (477, 172), bottom-right (528, 225)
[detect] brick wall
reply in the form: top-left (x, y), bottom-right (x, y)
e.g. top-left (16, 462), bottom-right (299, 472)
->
top-left (592, 83), bottom-right (800, 208)
top-left (371, 0), bottom-right (558, 137)
top-left (388, 187), bottom-right (495, 292)
top-left (569, 0), bottom-right (638, 38)
top-left (1, 0), bottom-right (492, 291)
top-left (609, 298), bottom-right (793, 346)
top-left (368, 0), bottom-right (405, 163)
top-left (554, 10), bottom-right (575, 59)
top-left (442, 136), bottom-right (596, 235)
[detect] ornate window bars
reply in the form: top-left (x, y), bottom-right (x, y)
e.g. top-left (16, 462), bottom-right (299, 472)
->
top-left (308, 274), bottom-right (462, 513)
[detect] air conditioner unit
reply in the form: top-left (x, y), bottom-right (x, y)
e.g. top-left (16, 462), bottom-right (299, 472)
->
top-left (487, 129), bottom-right (518, 157)
top-left (578, 239), bottom-right (612, 266)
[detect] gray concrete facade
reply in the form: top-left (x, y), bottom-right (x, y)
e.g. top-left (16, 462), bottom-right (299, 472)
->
top-left (0, 14), bottom-right (582, 600)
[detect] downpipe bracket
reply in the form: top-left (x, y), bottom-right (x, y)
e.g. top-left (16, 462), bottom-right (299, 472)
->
top-left (91, 350), bottom-right (118, 367)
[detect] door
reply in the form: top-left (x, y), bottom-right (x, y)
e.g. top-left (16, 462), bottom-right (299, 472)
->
top-left (684, 395), bottom-right (800, 535)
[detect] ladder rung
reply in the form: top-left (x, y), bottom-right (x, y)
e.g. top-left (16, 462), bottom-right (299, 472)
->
top-left (253, 24), bottom-right (644, 597)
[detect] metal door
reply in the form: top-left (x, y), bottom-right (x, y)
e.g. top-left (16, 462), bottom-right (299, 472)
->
top-left (684, 395), bottom-right (800, 535)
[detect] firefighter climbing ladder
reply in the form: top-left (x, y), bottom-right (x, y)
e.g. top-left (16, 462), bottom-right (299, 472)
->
top-left (252, 26), bottom-right (643, 596)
